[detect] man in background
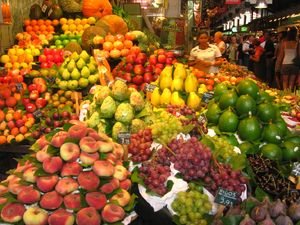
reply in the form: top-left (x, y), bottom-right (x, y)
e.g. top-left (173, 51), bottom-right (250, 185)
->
top-left (261, 31), bottom-right (275, 84)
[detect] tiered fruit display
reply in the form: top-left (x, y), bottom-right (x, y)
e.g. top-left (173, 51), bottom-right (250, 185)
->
top-left (50, 34), bottom-right (82, 49)
top-left (85, 80), bottom-right (152, 140)
top-left (1, 47), bottom-right (40, 69)
top-left (38, 48), bottom-right (64, 68)
top-left (27, 67), bottom-right (58, 80)
top-left (0, 122), bottom-right (133, 224)
top-left (55, 50), bottom-right (99, 90)
top-left (150, 63), bottom-right (203, 110)
top-left (0, 82), bottom-right (25, 109)
top-left (24, 19), bottom-right (58, 36)
top-left (112, 49), bottom-right (177, 91)
top-left (15, 32), bottom-right (53, 48)
top-left (59, 17), bottom-right (96, 35)
top-left (48, 90), bottom-right (82, 110)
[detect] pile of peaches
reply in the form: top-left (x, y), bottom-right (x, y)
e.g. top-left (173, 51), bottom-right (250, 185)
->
top-left (0, 122), bottom-right (132, 225)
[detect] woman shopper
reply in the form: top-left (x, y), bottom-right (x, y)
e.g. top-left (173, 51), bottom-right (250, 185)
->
top-left (228, 36), bottom-right (238, 64)
top-left (276, 27), bottom-right (300, 90)
top-left (250, 38), bottom-right (266, 80)
top-left (188, 31), bottom-right (223, 74)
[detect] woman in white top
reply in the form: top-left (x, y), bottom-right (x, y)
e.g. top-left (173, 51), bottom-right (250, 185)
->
top-left (276, 27), bottom-right (300, 90)
top-left (188, 31), bottom-right (223, 74)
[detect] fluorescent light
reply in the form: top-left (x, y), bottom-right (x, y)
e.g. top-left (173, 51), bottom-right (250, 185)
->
top-left (255, 0), bottom-right (267, 9)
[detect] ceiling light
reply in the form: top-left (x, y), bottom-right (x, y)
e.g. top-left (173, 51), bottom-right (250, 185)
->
top-left (255, 0), bottom-right (267, 9)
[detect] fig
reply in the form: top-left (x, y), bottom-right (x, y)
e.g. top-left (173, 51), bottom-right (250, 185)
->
top-left (251, 198), bottom-right (270, 222)
top-left (259, 215), bottom-right (276, 225)
top-left (275, 215), bottom-right (294, 225)
top-left (240, 214), bottom-right (256, 225)
top-left (288, 202), bottom-right (300, 222)
top-left (269, 199), bottom-right (287, 218)
top-left (226, 205), bottom-right (244, 216)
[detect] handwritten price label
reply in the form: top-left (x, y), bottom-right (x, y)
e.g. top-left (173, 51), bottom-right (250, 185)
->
top-left (117, 132), bottom-right (131, 145)
top-left (145, 83), bottom-right (157, 92)
top-left (16, 83), bottom-right (23, 92)
top-left (202, 92), bottom-right (214, 103)
top-left (46, 76), bottom-right (56, 84)
top-left (33, 110), bottom-right (42, 119)
top-left (291, 162), bottom-right (300, 177)
top-left (214, 188), bottom-right (239, 206)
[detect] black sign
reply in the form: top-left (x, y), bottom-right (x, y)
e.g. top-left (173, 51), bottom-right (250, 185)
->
top-left (46, 76), bottom-right (56, 84)
top-left (32, 63), bottom-right (41, 70)
top-left (117, 132), bottom-right (131, 145)
top-left (291, 162), bottom-right (300, 177)
top-left (202, 92), bottom-right (214, 103)
top-left (214, 187), bottom-right (239, 206)
top-left (33, 109), bottom-right (42, 119)
top-left (48, 8), bottom-right (53, 17)
top-left (41, 4), bottom-right (47, 13)
top-left (115, 77), bottom-right (127, 83)
top-left (145, 83), bottom-right (157, 93)
top-left (16, 83), bottom-right (23, 92)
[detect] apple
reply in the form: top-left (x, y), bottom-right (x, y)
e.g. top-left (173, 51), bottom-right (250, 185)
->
top-left (128, 84), bottom-right (138, 90)
top-left (35, 98), bottom-right (47, 108)
top-left (85, 192), bottom-right (107, 210)
top-left (132, 75), bottom-right (144, 85)
top-left (76, 207), bottom-right (101, 225)
top-left (43, 156), bottom-right (63, 174)
top-left (55, 177), bottom-right (79, 195)
top-left (22, 98), bottom-right (30, 105)
top-left (78, 171), bottom-right (100, 191)
top-left (133, 65), bottom-right (144, 75)
top-left (149, 55), bottom-right (157, 65)
top-left (61, 162), bottom-right (82, 177)
top-left (53, 120), bottom-right (62, 128)
top-left (39, 55), bottom-right (47, 63)
top-left (125, 54), bottom-right (136, 64)
top-left (156, 48), bottom-right (165, 55)
top-left (29, 90), bottom-right (40, 100)
top-left (23, 207), bottom-right (48, 225)
top-left (101, 204), bottom-right (125, 223)
top-left (144, 64), bottom-right (154, 73)
top-left (143, 72), bottom-right (153, 83)
top-left (15, 119), bottom-right (25, 128)
top-left (28, 84), bottom-right (37, 92)
top-left (25, 103), bottom-right (37, 113)
top-left (125, 63), bottom-right (133, 72)
top-left (93, 160), bottom-right (115, 177)
top-left (60, 142), bottom-right (80, 162)
top-left (36, 83), bottom-right (47, 93)
top-left (48, 209), bottom-right (75, 225)
top-left (61, 111), bottom-right (71, 119)
top-left (166, 57), bottom-right (173, 65)
top-left (36, 175), bottom-right (59, 192)
top-left (7, 120), bottom-right (15, 129)
top-left (123, 72), bottom-right (132, 83)
top-left (64, 193), bottom-right (81, 209)
top-left (156, 63), bottom-right (165, 69)
top-left (0, 203), bottom-right (25, 223)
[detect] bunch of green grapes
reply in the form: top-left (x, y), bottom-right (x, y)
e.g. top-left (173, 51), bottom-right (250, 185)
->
top-left (171, 189), bottom-right (212, 225)
top-left (149, 111), bottom-right (183, 145)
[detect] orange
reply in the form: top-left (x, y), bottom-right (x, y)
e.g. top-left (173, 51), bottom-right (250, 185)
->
top-left (123, 40), bottom-right (133, 49)
top-left (0, 136), bottom-right (6, 144)
top-left (30, 20), bottom-right (37, 26)
top-left (26, 26), bottom-right (33, 32)
top-left (47, 25), bottom-right (54, 32)
top-left (40, 25), bottom-right (47, 32)
top-left (6, 135), bottom-right (14, 143)
top-left (24, 19), bottom-right (31, 26)
top-left (52, 19), bottom-right (59, 26)
top-left (45, 20), bottom-right (52, 26)
top-left (0, 110), bottom-right (4, 122)
top-left (33, 25), bottom-right (40, 32)
top-left (13, 111), bottom-right (22, 120)
top-left (105, 34), bottom-right (115, 43)
top-left (19, 126), bottom-right (28, 134)
top-left (11, 127), bottom-right (19, 136)
top-left (103, 42), bottom-right (113, 51)
top-left (0, 121), bottom-right (6, 131)
top-left (13, 93), bottom-right (21, 101)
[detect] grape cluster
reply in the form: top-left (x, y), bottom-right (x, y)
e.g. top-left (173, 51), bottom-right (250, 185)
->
top-left (167, 105), bottom-right (208, 136)
top-left (139, 162), bottom-right (171, 196)
top-left (171, 190), bottom-right (212, 225)
top-left (168, 137), bottom-right (212, 181)
top-left (128, 128), bottom-right (153, 162)
top-left (203, 163), bottom-right (247, 197)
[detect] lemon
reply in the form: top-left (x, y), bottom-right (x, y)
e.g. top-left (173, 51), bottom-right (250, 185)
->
top-left (77, 24), bottom-right (83, 32)
top-left (20, 62), bottom-right (29, 68)
top-left (1, 55), bottom-right (10, 64)
top-left (13, 62), bottom-right (20, 69)
top-left (5, 62), bottom-right (12, 68)
top-left (74, 18), bottom-right (81, 25)
top-left (62, 24), bottom-right (69, 31)
top-left (69, 24), bottom-right (76, 31)
top-left (16, 48), bottom-right (25, 56)
top-left (67, 19), bottom-right (74, 25)
top-left (60, 18), bottom-right (67, 25)
top-left (7, 48), bottom-right (16, 56)
top-left (83, 24), bottom-right (90, 29)
top-left (87, 17), bottom-right (96, 24)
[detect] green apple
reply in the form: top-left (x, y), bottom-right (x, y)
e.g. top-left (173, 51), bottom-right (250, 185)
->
top-left (78, 77), bottom-right (89, 88)
top-left (67, 59), bottom-right (76, 73)
top-left (50, 45), bottom-right (56, 49)
top-left (63, 39), bottom-right (70, 46)
top-left (53, 35), bottom-right (59, 41)
top-left (62, 69), bottom-right (71, 80)
top-left (60, 34), bottom-right (68, 40)
top-left (80, 50), bottom-right (90, 63)
top-left (59, 80), bottom-right (68, 90)
top-left (68, 80), bottom-right (78, 90)
top-left (88, 74), bottom-right (99, 84)
top-left (87, 63), bottom-right (96, 73)
top-left (76, 58), bottom-right (85, 70)
top-left (71, 68), bottom-right (80, 80)
top-left (55, 40), bottom-right (62, 46)
top-left (81, 66), bottom-right (90, 78)
top-left (57, 45), bottom-right (64, 49)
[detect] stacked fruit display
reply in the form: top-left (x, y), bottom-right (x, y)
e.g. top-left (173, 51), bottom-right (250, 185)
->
top-left (15, 32), bottom-right (53, 49)
top-left (24, 19), bottom-right (58, 36)
top-left (0, 122), bottom-right (133, 224)
top-left (47, 89), bottom-right (82, 110)
top-left (206, 79), bottom-right (295, 162)
top-left (59, 17), bottom-right (96, 35)
top-left (0, 82), bottom-right (26, 109)
top-left (85, 80), bottom-right (150, 140)
top-left (0, 109), bottom-right (35, 144)
top-left (50, 34), bottom-right (82, 49)
top-left (1, 47), bottom-right (40, 69)
top-left (38, 48), bottom-right (64, 68)
top-left (55, 51), bottom-right (99, 90)
top-left (150, 63), bottom-right (203, 110)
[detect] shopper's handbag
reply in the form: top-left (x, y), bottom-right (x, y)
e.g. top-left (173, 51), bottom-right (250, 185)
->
top-left (293, 41), bottom-right (300, 68)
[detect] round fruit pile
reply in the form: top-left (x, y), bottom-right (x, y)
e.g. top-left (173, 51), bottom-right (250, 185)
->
top-left (51, 34), bottom-right (82, 49)
top-left (38, 48), bottom-right (64, 68)
top-left (24, 19), bottom-right (58, 36)
top-left (59, 17), bottom-right (96, 35)
top-left (0, 122), bottom-right (132, 225)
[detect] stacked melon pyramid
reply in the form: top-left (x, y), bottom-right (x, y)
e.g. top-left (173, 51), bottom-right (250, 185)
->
top-left (0, 121), bottom-right (132, 225)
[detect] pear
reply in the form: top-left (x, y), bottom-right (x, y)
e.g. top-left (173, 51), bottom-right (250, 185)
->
top-left (80, 50), bottom-right (90, 63)
top-left (173, 63), bottom-right (186, 79)
top-left (70, 52), bottom-right (79, 61)
top-left (171, 77), bottom-right (184, 91)
top-left (88, 63), bottom-right (97, 73)
top-left (151, 88), bottom-right (161, 107)
top-left (62, 69), bottom-right (71, 80)
top-left (76, 58), bottom-right (86, 70)
top-left (184, 71), bottom-right (198, 93)
top-left (71, 68), bottom-right (80, 80)
top-left (67, 59), bottom-right (76, 73)
top-left (187, 92), bottom-right (201, 110)
top-left (81, 66), bottom-right (90, 78)
top-left (159, 66), bottom-right (173, 90)
top-left (171, 92), bottom-right (185, 106)
top-left (160, 88), bottom-right (171, 106)
top-left (90, 56), bottom-right (96, 63)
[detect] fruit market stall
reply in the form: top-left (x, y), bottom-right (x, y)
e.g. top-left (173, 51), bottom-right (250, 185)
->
top-left (0, 0), bottom-right (299, 225)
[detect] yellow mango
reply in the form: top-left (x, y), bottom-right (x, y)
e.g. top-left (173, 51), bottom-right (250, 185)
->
top-left (171, 91), bottom-right (185, 106)
top-left (151, 88), bottom-right (161, 107)
top-left (160, 88), bottom-right (172, 106)
top-left (187, 92), bottom-right (201, 110)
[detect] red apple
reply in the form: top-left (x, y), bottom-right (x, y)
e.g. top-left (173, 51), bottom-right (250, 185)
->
top-left (149, 55), bottom-right (157, 65)
top-left (29, 90), bottom-right (39, 100)
top-left (156, 63), bottom-right (165, 69)
top-left (157, 54), bottom-right (167, 64)
top-left (156, 49), bottom-right (165, 55)
top-left (39, 55), bottom-right (47, 63)
top-left (166, 57), bottom-right (174, 65)
top-left (165, 51), bottom-right (174, 58)
top-left (125, 54), bottom-right (136, 64)
top-left (25, 103), bottom-right (37, 113)
top-left (132, 75), bottom-right (144, 85)
top-left (35, 98), bottom-right (47, 109)
top-left (125, 63), bottom-right (133, 72)
top-left (128, 84), bottom-right (138, 90)
top-left (143, 72), bottom-right (153, 83)
top-left (123, 72), bottom-right (132, 83)
top-left (144, 64), bottom-right (154, 73)
top-left (28, 84), bottom-right (37, 92)
top-left (133, 65), bottom-right (144, 75)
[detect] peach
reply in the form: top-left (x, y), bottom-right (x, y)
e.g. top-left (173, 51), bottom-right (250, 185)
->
top-left (106, 153), bottom-right (117, 164)
top-left (79, 151), bottom-right (99, 165)
top-left (48, 209), bottom-right (75, 225)
top-left (98, 141), bottom-right (113, 153)
top-left (0, 184), bottom-right (8, 195)
top-left (23, 166), bottom-right (38, 183)
top-left (110, 189), bottom-right (131, 207)
top-left (101, 203), bottom-right (125, 223)
top-left (40, 191), bottom-right (63, 210)
top-left (51, 131), bottom-right (68, 148)
top-left (113, 165), bottom-right (128, 181)
top-left (8, 179), bottom-right (26, 195)
top-left (98, 132), bottom-right (111, 142)
top-left (36, 175), bottom-right (59, 192)
top-left (17, 186), bottom-right (41, 204)
top-left (0, 203), bottom-right (25, 223)
top-left (76, 207), bottom-right (101, 225)
top-left (87, 128), bottom-right (101, 141)
top-left (64, 193), bottom-right (81, 209)
top-left (100, 178), bottom-right (119, 194)
top-left (120, 179), bottom-right (132, 191)
top-left (43, 156), bottom-right (63, 174)
top-left (79, 137), bottom-right (99, 153)
top-left (23, 207), bottom-right (48, 225)
top-left (68, 124), bottom-right (88, 139)
top-left (0, 197), bottom-right (7, 205)
top-left (55, 177), bottom-right (79, 196)
top-left (85, 192), bottom-right (107, 210)
top-left (113, 143), bottom-right (124, 159)
top-left (36, 146), bottom-right (51, 162)
top-left (93, 160), bottom-right (114, 177)
top-left (78, 171), bottom-right (100, 191)
top-left (60, 142), bottom-right (80, 162)
top-left (15, 161), bottom-right (33, 173)
top-left (36, 135), bottom-right (49, 150)
top-left (61, 162), bottom-right (82, 177)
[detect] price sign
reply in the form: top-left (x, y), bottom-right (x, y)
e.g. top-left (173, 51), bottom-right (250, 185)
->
top-left (145, 83), bottom-right (157, 92)
top-left (48, 8), bottom-right (53, 17)
top-left (46, 76), bottom-right (56, 84)
top-left (214, 187), bottom-right (239, 206)
top-left (32, 63), bottom-right (41, 70)
top-left (202, 92), bottom-right (214, 103)
top-left (115, 77), bottom-right (127, 83)
top-left (15, 83), bottom-right (23, 92)
top-left (41, 4), bottom-right (47, 13)
top-left (291, 162), bottom-right (300, 177)
top-left (198, 113), bottom-right (207, 124)
top-left (117, 132), bottom-right (131, 145)
top-left (33, 109), bottom-right (42, 119)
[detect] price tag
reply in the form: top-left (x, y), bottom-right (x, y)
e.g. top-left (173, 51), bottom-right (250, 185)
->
top-left (46, 76), bottom-right (56, 84)
top-left (214, 187), bottom-right (239, 206)
top-left (198, 113), bottom-right (207, 124)
top-left (115, 77), bottom-right (127, 83)
top-left (15, 83), bottom-right (23, 92)
top-left (0, 67), bottom-right (7, 77)
top-left (48, 8), bottom-right (53, 17)
top-left (41, 4), bottom-right (47, 13)
top-left (291, 162), bottom-right (300, 177)
top-left (33, 109), bottom-right (42, 119)
top-left (145, 83), bottom-right (157, 92)
top-left (117, 132), bottom-right (131, 145)
top-left (202, 92), bottom-right (214, 103)
top-left (32, 63), bottom-right (41, 70)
